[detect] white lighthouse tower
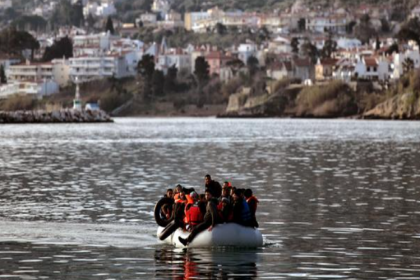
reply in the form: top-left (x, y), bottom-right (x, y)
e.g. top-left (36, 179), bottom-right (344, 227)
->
top-left (73, 77), bottom-right (82, 110)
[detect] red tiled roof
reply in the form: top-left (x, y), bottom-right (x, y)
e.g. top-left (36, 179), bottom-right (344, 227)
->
top-left (319, 58), bottom-right (338, 66)
top-left (364, 57), bottom-right (378, 67)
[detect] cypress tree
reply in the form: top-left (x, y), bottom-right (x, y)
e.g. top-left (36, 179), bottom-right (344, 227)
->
top-left (0, 65), bottom-right (7, 84)
top-left (105, 16), bottom-right (115, 34)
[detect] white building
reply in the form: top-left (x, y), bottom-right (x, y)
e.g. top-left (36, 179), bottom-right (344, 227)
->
top-left (411, 5), bottom-right (420, 19)
top-left (0, 80), bottom-right (59, 99)
top-left (391, 48), bottom-right (420, 80)
top-left (151, 0), bottom-right (171, 18)
top-left (237, 43), bottom-right (258, 65)
top-left (333, 58), bottom-right (355, 82)
top-left (354, 56), bottom-right (390, 81)
top-left (73, 32), bottom-right (120, 56)
top-left (156, 48), bottom-right (192, 74)
top-left (69, 52), bottom-right (137, 82)
top-left (0, 0), bottom-right (12, 9)
top-left (8, 61), bottom-right (54, 83)
top-left (306, 15), bottom-right (349, 34)
top-left (83, 0), bottom-right (117, 18)
top-left (268, 37), bottom-right (292, 54)
top-left (137, 13), bottom-right (158, 26)
top-left (337, 38), bottom-right (362, 49)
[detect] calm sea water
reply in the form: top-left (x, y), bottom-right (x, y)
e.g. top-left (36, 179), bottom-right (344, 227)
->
top-left (1, 118), bottom-right (420, 279)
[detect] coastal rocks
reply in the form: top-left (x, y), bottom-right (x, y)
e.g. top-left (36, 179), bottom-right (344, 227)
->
top-left (221, 85), bottom-right (301, 117)
top-left (0, 110), bottom-right (113, 124)
top-left (363, 92), bottom-right (420, 120)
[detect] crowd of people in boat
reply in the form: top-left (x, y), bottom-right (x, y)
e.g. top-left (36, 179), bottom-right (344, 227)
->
top-left (156, 174), bottom-right (259, 246)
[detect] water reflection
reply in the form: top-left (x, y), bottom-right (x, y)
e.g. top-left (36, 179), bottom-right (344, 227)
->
top-left (155, 247), bottom-right (259, 279)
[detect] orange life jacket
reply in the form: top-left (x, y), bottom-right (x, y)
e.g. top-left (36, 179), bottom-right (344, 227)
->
top-left (246, 195), bottom-right (259, 215)
top-left (186, 194), bottom-right (194, 205)
top-left (185, 204), bottom-right (203, 227)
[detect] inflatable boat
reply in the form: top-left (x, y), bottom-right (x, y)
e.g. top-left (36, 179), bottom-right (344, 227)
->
top-left (157, 223), bottom-right (263, 248)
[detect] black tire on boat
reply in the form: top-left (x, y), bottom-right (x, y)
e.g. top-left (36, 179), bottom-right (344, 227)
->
top-left (154, 197), bottom-right (174, 227)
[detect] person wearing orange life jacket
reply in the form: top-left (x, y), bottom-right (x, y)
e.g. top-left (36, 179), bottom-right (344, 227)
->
top-left (173, 184), bottom-right (183, 201)
top-left (244, 188), bottom-right (259, 228)
top-left (184, 191), bottom-right (204, 231)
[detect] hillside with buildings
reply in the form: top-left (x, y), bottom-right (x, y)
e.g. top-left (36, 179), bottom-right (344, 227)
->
top-left (0, 0), bottom-right (420, 118)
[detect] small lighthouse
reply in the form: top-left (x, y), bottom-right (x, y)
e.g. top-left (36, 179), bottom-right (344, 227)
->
top-left (73, 77), bottom-right (82, 110)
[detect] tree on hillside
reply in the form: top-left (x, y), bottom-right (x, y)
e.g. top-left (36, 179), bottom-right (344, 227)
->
top-left (301, 40), bottom-right (318, 64)
top-left (380, 18), bottom-right (391, 33)
top-left (354, 14), bottom-right (376, 45)
top-left (194, 56), bottom-right (210, 106)
top-left (291, 37), bottom-right (300, 54)
top-left (105, 16), bottom-right (115, 34)
top-left (258, 27), bottom-right (271, 42)
top-left (152, 70), bottom-right (165, 96)
top-left (298, 18), bottom-right (306, 32)
top-left (194, 56), bottom-right (210, 85)
top-left (42, 36), bottom-right (73, 62)
top-left (50, 0), bottom-right (84, 29)
top-left (321, 36), bottom-right (337, 58)
top-left (385, 43), bottom-right (399, 55)
top-left (375, 37), bottom-right (381, 51)
top-left (403, 58), bottom-right (415, 74)
top-left (247, 55), bottom-right (259, 77)
top-left (164, 65), bottom-right (178, 93)
top-left (346, 21), bottom-right (357, 35)
top-left (138, 54), bottom-right (155, 79)
top-left (214, 22), bottom-right (227, 35)
top-left (398, 17), bottom-right (420, 47)
top-left (137, 54), bottom-right (155, 99)
top-left (0, 28), bottom-right (40, 59)
top-left (226, 58), bottom-right (245, 75)
top-left (86, 13), bottom-right (96, 31)
top-left (0, 65), bottom-right (7, 85)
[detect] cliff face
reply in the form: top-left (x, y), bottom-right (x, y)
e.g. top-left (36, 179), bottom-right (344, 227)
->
top-left (223, 85), bottom-right (303, 117)
top-left (363, 93), bottom-right (420, 119)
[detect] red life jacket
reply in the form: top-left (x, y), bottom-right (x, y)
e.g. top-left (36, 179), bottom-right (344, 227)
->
top-left (246, 196), bottom-right (259, 215)
top-left (185, 204), bottom-right (203, 226)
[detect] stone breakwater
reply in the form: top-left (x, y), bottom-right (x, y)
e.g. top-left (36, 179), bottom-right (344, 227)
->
top-left (0, 110), bottom-right (113, 123)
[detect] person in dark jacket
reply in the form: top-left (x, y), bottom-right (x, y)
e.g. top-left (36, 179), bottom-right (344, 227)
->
top-left (178, 189), bottom-right (222, 246)
top-left (232, 189), bottom-right (253, 227)
top-left (244, 188), bottom-right (259, 228)
top-left (204, 174), bottom-right (222, 198)
top-left (159, 190), bottom-right (187, 241)
top-left (161, 188), bottom-right (174, 219)
top-left (220, 197), bottom-right (233, 223)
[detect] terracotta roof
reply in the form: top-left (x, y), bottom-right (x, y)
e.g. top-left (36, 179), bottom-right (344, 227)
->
top-left (364, 57), bottom-right (378, 67)
top-left (319, 58), bottom-right (338, 66)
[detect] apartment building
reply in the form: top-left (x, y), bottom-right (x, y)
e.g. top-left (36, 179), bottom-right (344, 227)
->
top-left (69, 52), bottom-right (137, 82)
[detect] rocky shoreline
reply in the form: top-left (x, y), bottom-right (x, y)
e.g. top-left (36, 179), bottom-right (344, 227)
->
top-left (0, 110), bottom-right (113, 124)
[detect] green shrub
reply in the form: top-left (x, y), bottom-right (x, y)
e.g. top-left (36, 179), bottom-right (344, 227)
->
top-left (297, 81), bottom-right (348, 108)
